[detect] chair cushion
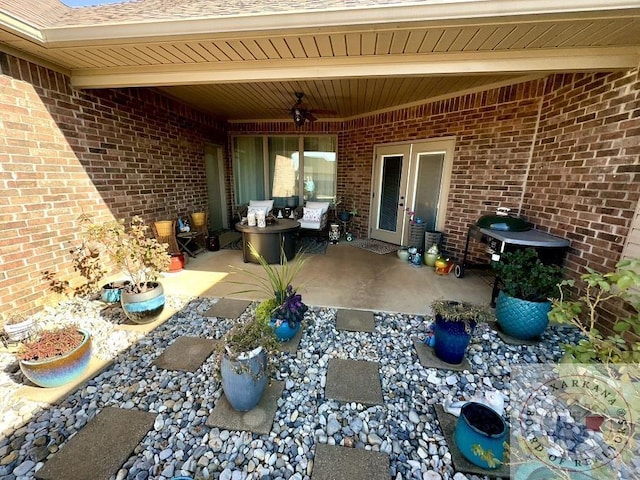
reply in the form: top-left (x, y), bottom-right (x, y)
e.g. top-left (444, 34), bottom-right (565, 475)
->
top-left (305, 201), bottom-right (330, 214)
top-left (250, 200), bottom-right (274, 212)
top-left (303, 207), bottom-right (323, 223)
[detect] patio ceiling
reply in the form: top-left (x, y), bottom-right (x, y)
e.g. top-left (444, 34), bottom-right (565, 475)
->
top-left (1, 0), bottom-right (639, 122)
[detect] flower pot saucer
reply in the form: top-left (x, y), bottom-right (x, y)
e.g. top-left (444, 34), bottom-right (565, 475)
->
top-left (412, 338), bottom-right (470, 372)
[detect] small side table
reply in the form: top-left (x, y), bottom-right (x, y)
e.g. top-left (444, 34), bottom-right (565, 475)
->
top-left (177, 232), bottom-right (205, 257)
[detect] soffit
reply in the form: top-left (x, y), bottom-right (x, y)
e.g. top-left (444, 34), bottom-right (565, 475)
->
top-left (0, 1), bottom-right (639, 121)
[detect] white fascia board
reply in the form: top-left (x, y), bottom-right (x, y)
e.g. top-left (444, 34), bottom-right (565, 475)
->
top-left (71, 47), bottom-right (640, 89)
top-left (43, 0), bottom-right (640, 45)
top-left (0, 10), bottom-right (45, 43)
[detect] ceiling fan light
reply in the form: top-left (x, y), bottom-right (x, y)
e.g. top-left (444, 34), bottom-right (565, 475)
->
top-left (292, 108), bottom-right (306, 127)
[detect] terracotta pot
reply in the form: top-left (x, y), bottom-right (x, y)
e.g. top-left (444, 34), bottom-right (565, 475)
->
top-left (169, 253), bottom-right (185, 272)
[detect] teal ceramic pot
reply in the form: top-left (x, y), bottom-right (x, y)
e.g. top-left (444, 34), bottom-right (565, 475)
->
top-left (495, 290), bottom-right (551, 340)
top-left (433, 313), bottom-right (475, 365)
top-left (19, 329), bottom-right (91, 388)
top-left (339, 211), bottom-right (350, 221)
top-left (269, 319), bottom-right (301, 342)
top-left (121, 282), bottom-right (165, 324)
top-left (221, 347), bottom-right (268, 411)
top-left (101, 281), bottom-right (130, 304)
top-left (455, 402), bottom-right (507, 469)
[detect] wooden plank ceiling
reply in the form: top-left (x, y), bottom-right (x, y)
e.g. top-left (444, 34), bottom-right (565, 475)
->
top-left (1, 3), bottom-right (639, 121)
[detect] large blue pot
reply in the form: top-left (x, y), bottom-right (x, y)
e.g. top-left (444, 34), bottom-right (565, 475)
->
top-left (269, 319), bottom-right (301, 342)
top-left (495, 290), bottom-right (551, 340)
top-left (220, 347), bottom-right (268, 411)
top-left (433, 315), bottom-right (475, 365)
top-left (455, 402), bottom-right (507, 469)
top-left (121, 282), bottom-right (165, 324)
top-left (19, 329), bottom-right (91, 388)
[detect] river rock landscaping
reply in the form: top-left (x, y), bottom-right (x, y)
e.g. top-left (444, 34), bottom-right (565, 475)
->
top-left (0, 295), bottom-right (589, 479)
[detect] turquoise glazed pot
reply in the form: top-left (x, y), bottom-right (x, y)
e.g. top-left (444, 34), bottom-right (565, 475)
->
top-left (121, 282), bottom-right (165, 324)
top-left (221, 347), bottom-right (268, 411)
top-left (495, 290), bottom-right (551, 340)
top-left (455, 402), bottom-right (507, 469)
top-left (269, 319), bottom-right (301, 342)
top-left (433, 314), bottom-right (475, 365)
top-left (19, 329), bottom-right (91, 388)
top-left (100, 281), bottom-right (130, 304)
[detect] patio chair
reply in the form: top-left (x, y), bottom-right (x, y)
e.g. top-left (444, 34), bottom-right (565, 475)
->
top-left (152, 220), bottom-right (180, 255)
top-left (190, 211), bottom-right (208, 249)
top-left (297, 201), bottom-right (330, 240)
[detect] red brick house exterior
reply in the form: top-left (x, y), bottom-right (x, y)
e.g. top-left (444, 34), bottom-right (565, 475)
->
top-left (1, 50), bottom-right (638, 331)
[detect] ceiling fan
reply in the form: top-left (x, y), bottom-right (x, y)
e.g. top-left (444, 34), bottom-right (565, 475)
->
top-left (289, 92), bottom-right (336, 127)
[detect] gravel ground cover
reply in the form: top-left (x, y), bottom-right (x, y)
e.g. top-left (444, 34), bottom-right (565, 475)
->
top-left (0, 296), bottom-right (586, 480)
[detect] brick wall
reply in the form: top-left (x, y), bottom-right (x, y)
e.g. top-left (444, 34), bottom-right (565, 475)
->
top-left (0, 53), bottom-right (227, 315)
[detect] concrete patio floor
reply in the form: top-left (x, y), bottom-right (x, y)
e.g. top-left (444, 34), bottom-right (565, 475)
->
top-left (169, 241), bottom-right (495, 315)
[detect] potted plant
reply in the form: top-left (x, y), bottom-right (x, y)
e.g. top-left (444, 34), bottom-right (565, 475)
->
top-left (230, 243), bottom-right (308, 342)
top-left (492, 249), bottom-right (564, 340)
top-left (455, 402), bottom-right (508, 469)
top-left (17, 325), bottom-right (91, 388)
top-left (217, 309), bottom-right (279, 411)
top-left (84, 216), bottom-right (170, 323)
top-left (430, 299), bottom-right (491, 365)
top-left (2, 313), bottom-right (35, 342)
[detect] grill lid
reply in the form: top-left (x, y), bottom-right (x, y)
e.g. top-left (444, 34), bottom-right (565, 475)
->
top-left (476, 214), bottom-right (530, 231)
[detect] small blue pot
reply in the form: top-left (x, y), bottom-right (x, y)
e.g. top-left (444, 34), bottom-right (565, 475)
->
top-left (269, 319), bottom-right (301, 342)
top-left (455, 402), bottom-right (507, 469)
top-left (433, 314), bottom-right (475, 365)
top-left (220, 347), bottom-right (268, 411)
top-left (100, 281), bottom-right (130, 304)
top-left (495, 290), bottom-right (551, 340)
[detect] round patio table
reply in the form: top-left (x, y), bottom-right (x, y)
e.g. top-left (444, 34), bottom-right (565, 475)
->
top-left (235, 219), bottom-right (300, 264)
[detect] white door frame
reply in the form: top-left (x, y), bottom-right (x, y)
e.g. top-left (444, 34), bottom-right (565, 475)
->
top-left (369, 137), bottom-right (456, 244)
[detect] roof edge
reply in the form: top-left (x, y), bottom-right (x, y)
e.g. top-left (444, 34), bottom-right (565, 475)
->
top-left (42, 0), bottom-right (640, 44)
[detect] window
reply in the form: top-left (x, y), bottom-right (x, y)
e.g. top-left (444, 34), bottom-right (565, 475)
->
top-left (233, 135), bottom-right (337, 207)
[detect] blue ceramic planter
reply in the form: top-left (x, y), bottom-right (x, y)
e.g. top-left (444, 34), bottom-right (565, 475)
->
top-left (221, 347), bottom-right (268, 411)
top-left (121, 282), bottom-right (165, 324)
top-left (495, 290), bottom-right (551, 340)
top-left (19, 329), bottom-right (92, 388)
top-left (433, 315), bottom-right (475, 365)
top-left (269, 320), bottom-right (301, 342)
top-left (101, 281), bottom-right (130, 304)
top-left (455, 402), bottom-right (507, 469)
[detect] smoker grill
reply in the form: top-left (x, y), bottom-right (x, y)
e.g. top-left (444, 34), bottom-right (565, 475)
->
top-left (455, 212), bottom-right (570, 305)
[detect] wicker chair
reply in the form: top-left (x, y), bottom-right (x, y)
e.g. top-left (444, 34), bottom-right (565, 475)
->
top-left (152, 220), bottom-right (180, 255)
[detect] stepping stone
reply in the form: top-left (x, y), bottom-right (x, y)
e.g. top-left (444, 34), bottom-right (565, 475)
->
top-left (35, 407), bottom-right (155, 480)
top-left (153, 336), bottom-right (218, 372)
top-left (203, 298), bottom-right (250, 319)
top-left (487, 321), bottom-right (540, 346)
top-left (336, 309), bottom-right (375, 332)
top-left (278, 325), bottom-right (304, 354)
top-left (413, 339), bottom-right (471, 372)
top-left (433, 404), bottom-right (511, 478)
top-left (206, 380), bottom-right (284, 435)
top-left (325, 359), bottom-right (383, 405)
top-left (312, 444), bottom-right (390, 480)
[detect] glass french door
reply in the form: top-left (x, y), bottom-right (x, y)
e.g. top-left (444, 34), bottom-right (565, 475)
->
top-left (370, 145), bottom-right (411, 244)
top-left (371, 139), bottom-right (455, 245)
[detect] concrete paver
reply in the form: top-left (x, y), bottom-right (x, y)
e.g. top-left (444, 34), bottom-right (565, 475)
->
top-left (336, 309), bottom-right (375, 332)
top-left (203, 298), bottom-right (251, 319)
top-left (311, 444), bottom-right (390, 480)
top-left (433, 404), bottom-right (510, 478)
top-left (413, 339), bottom-right (471, 371)
top-left (35, 407), bottom-right (156, 480)
top-left (206, 380), bottom-right (284, 435)
top-left (277, 324), bottom-right (304, 354)
top-left (153, 336), bottom-right (218, 372)
top-left (325, 359), bottom-right (383, 405)
top-left (487, 321), bottom-right (540, 346)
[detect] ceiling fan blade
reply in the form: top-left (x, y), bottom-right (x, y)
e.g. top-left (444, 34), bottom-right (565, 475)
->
top-left (306, 112), bottom-right (318, 122)
top-left (310, 108), bottom-right (338, 115)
